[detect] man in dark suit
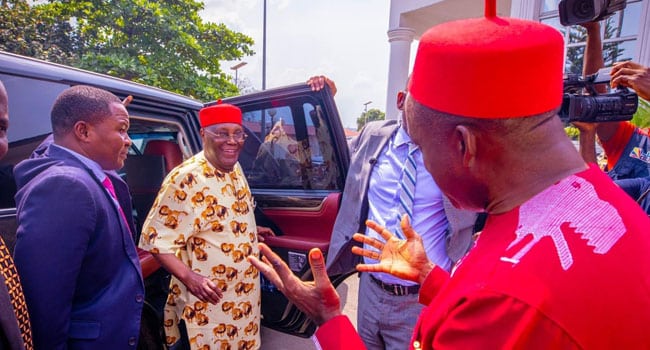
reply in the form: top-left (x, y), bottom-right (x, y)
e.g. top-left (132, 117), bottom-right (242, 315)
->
top-left (13, 85), bottom-right (144, 349)
top-left (0, 80), bottom-right (32, 350)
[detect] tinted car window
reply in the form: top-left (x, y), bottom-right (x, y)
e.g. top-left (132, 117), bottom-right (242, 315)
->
top-left (0, 74), bottom-right (69, 210)
top-left (0, 73), bottom-right (65, 144)
top-left (239, 98), bottom-right (340, 190)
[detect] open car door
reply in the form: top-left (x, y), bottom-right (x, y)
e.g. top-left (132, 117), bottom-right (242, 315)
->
top-left (220, 83), bottom-right (352, 337)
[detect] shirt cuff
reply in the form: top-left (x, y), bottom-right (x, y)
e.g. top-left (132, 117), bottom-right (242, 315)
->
top-left (418, 265), bottom-right (450, 305)
top-left (313, 315), bottom-right (364, 350)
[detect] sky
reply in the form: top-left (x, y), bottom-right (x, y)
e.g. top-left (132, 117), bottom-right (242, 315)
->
top-left (200, 0), bottom-right (393, 130)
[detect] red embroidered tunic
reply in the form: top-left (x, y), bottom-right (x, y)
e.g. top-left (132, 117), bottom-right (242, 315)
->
top-left (315, 166), bottom-right (650, 349)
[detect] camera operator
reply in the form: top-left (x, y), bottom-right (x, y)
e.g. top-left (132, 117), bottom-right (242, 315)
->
top-left (574, 22), bottom-right (650, 178)
top-left (573, 21), bottom-right (606, 166)
top-left (573, 21), bottom-right (650, 215)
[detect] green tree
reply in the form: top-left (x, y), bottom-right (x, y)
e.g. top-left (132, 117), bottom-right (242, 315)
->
top-left (357, 108), bottom-right (385, 131)
top-left (565, 19), bottom-right (627, 74)
top-left (0, 1), bottom-right (76, 64)
top-left (2, 0), bottom-right (254, 101)
top-left (631, 98), bottom-right (650, 128)
top-left (565, 125), bottom-right (580, 140)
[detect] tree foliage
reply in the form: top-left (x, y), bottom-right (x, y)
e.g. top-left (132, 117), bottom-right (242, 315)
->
top-left (0, 0), bottom-right (254, 101)
top-left (0, 1), bottom-right (76, 64)
top-left (565, 20), bottom-right (627, 74)
top-left (357, 108), bottom-right (386, 131)
top-left (564, 125), bottom-right (580, 140)
top-left (631, 98), bottom-right (650, 128)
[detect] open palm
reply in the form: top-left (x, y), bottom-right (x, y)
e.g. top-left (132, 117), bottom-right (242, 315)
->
top-left (352, 215), bottom-right (433, 284)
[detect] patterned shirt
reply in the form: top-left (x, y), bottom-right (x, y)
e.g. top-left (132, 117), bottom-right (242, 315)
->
top-left (140, 151), bottom-right (260, 350)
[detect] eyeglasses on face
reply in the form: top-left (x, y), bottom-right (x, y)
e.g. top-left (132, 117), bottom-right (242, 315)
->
top-left (203, 128), bottom-right (248, 142)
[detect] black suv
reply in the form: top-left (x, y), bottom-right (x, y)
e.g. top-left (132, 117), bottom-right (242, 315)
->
top-left (0, 51), bottom-right (354, 347)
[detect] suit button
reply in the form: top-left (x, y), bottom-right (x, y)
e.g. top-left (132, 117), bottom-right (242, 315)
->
top-left (128, 337), bottom-right (136, 346)
top-left (136, 294), bottom-right (144, 303)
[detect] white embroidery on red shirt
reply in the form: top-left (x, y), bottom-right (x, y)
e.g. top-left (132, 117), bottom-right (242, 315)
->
top-left (502, 176), bottom-right (626, 270)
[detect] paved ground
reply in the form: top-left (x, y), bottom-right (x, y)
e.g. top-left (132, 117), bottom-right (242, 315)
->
top-left (260, 273), bottom-right (359, 349)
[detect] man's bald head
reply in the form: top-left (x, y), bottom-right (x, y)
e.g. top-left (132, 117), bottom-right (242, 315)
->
top-left (404, 94), bottom-right (573, 212)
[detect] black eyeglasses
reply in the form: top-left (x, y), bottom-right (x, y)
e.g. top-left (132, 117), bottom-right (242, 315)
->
top-left (203, 128), bottom-right (248, 142)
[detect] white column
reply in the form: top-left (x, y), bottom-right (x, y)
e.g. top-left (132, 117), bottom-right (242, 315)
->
top-left (636, 0), bottom-right (650, 66)
top-left (385, 27), bottom-right (415, 120)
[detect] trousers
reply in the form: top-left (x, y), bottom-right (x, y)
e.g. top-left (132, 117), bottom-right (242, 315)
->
top-left (357, 273), bottom-right (423, 350)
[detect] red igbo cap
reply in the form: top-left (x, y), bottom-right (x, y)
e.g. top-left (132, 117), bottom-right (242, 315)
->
top-left (409, 1), bottom-right (564, 118)
top-left (199, 101), bottom-right (242, 127)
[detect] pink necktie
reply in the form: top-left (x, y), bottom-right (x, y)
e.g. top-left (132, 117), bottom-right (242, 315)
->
top-left (102, 177), bottom-right (132, 235)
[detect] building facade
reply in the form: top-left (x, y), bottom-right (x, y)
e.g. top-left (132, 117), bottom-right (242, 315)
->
top-left (385, 0), bottom-right (650, 119)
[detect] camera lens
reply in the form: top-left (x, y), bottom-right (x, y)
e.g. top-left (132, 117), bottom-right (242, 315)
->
top-left (572, 0), bottom-right (595, 20)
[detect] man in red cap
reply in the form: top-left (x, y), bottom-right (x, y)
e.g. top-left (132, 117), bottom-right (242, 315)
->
top-left (247, 1), bottom-right (650, 348)
top-left (140, 102), bottom-right (272, 350)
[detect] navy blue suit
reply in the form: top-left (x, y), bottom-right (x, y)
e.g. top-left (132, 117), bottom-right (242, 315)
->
top-left (13, 143), bottom-right (144, 349)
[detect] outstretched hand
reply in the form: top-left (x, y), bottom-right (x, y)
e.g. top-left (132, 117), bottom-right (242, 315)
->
top-left (247, 243), bottom-right (341, 326)
top-left (352, 215), bottom-right (435, 285)
top-left (610, 61), bottom-right (650, 101)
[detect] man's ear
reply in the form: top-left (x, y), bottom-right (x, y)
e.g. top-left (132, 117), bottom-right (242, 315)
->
top-left (396, 91), bottom-right (406, 111)
top-left (455, 125), bottom-right (477, 168)
top-left (73, 121), bottom-right (91, 142)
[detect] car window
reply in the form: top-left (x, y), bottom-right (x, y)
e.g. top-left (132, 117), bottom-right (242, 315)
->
top-left (239, 99), bottom-right (340, 190)
top-left (0, 74), bottom-right (69, 210)
top-left (0, 73), bottom-right (65, 144)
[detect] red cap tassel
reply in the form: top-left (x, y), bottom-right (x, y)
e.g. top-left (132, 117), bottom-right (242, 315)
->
top-left (485, 0), bottom-right (496, 18)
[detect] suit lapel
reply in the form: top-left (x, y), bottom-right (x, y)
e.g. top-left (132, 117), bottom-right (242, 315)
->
top-left (356, 122), bottom-right (399, 220)
top-left (38, 144), bottom-right (143, 282)
top-left (106, 171), bottom-right (137, 236)
top-left (104, 171), bottom-right (143, 281)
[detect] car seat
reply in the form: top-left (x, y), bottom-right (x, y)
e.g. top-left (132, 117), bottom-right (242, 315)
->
top-left (124, 140), bottom-right (184, 241)
top-left (143, 140), bottom-right (184, 173)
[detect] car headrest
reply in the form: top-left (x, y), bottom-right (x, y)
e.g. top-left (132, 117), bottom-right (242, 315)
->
top-left (143, 140), bottom-right (183, 173)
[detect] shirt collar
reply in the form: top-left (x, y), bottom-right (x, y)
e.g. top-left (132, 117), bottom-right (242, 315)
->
top-left (393, 124), bottom-right (413, 148)
top-left (51, 143), bottom-right (108, 182)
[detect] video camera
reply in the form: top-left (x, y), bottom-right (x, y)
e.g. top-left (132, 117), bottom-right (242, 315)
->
top-left (559, 70), bottom-right (638, 123)
top-left (558, 0), bottom-right (627, 26)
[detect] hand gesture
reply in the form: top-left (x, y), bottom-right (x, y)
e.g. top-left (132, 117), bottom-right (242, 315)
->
top-left (307, 75), bottom-right (337, 97)
top-left (610, 61), bottom-right (650, 101)
top-left (247, 243), bottom-right (342, 326)
top-left (351, 215), bottom-right (435, 285)
top-left (256, 225), bottom-right (275, 242)
top-left (122, 95), bottom-right (133, 107)
top-left (153, 252), bottom-right (223, 304)
top-left (183, 271), bottom-right (223, 305)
